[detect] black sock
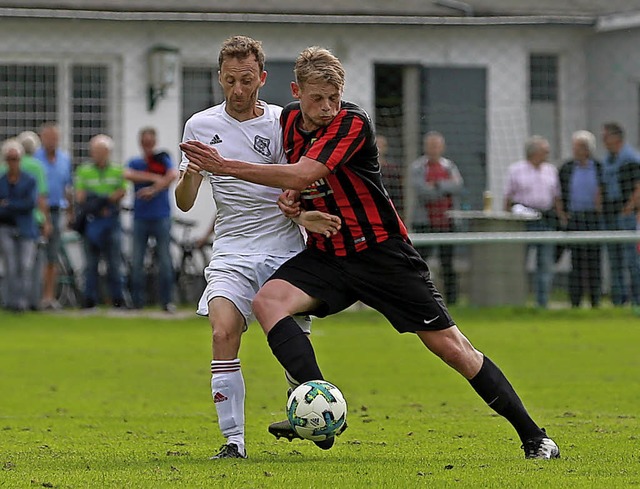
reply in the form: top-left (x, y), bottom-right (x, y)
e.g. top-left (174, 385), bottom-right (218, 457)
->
top-left (469, 356), bottom-right (545, 443)
top-left (267, 316), bottom-right (323, 383)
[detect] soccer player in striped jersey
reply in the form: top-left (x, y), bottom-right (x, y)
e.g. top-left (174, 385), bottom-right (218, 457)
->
top-left (175, 37), bottom-right (340, 460)
top-left (181, 46), bottom-right (560, 460)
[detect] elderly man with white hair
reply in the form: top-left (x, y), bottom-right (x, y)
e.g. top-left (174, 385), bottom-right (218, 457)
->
top-left (0, 139), bottom-right (39, 312)
top-left (559, 131), bottom-right (604, 308)
top-left (504, 136), bottom-right (566, 308)
top-left (74, 134), bottom-right (128, 309)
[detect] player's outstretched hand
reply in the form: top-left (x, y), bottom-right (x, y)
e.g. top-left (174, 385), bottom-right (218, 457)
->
top-left (180, 140), bottom-right (227, 175)
top-left (277, 190), bottom-right (302, 218)
top-left (294, 210), bottom-right (341, 238)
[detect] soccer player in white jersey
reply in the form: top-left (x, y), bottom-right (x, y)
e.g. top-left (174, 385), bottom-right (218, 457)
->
top-left (175, 36), bottom-right (341, 460)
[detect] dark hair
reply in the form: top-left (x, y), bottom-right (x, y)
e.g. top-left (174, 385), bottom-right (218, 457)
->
top-left (603, 122), bottom-right (624, 139)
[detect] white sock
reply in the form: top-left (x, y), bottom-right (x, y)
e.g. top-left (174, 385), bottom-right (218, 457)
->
top-left (285, 370), bottom-right (300, 394)
top-left (211, 359), bottom-right (245, 454)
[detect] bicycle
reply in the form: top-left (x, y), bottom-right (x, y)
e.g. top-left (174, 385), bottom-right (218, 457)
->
top-left (55, 230), bottom-right (83, 308)
top-left (171, 217), bottom-right (210, 306)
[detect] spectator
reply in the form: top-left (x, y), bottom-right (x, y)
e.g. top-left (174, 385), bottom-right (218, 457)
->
top-left (601, 122), bottom-right (640, 311)
top-left (504, 136), bottom-right (565, 308)
top-left (409, 131), bottom-right (463, 305)
top-left (377, 134), bottom-right (405, 217)
top-left (34, 122), bottom-right (73, 310)
top-left (17, 131), bottom-right (51, 310)
top-left (559, 131), bottom-right (603, 308)
top-left (124, 127), bottom-right (178, 312)
top-left (75, 135), bottom-right (127, 309)
top-left (0, 139), bottom-right (38, 312)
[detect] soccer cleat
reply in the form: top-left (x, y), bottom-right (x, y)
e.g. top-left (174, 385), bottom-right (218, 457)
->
top-left (522, 429), bottom-right (560, 459)
top-left (268, 419), bottom-right (347, 450)
top-left (209, 443), bottom-right (247, 459)
top-left (269, 419), bottom-right (301, 442)
top-left (313, 436), bottom-right (335, 450)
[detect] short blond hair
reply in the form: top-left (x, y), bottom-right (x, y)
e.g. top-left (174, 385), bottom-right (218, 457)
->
top-left (294, 47), bottom-right (345, 91)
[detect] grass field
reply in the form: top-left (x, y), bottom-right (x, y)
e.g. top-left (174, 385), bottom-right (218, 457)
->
top-left (1, 306), bottom-right (639, 488)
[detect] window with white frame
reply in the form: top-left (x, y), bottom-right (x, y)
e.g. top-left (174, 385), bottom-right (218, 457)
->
top-left (182, 65), bottom-right (220, 128)
top-left (0, 64), bottom-right (58, 143)
top-left (529, 54), bottom-right (559, 160)
top-left (71, 64), bottom-right (110, 164)
top-left (0, 61), bottom-right (112, 165)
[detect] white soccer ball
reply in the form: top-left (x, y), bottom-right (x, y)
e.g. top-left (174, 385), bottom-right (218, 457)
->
top-left (286, 380), bottom-right (347, 441)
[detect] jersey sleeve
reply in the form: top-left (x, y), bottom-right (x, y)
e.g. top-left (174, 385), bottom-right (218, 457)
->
top-left (303, 110), bottom-right (367, 172)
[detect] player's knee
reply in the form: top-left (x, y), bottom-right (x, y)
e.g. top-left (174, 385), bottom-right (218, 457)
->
top-left (252, 285), bottom-right (285, 320)
top-left (211, 326), bottom-right (240, 347)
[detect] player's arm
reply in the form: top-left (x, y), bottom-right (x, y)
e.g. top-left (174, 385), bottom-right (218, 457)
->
top-left (123, 167), bottom-right (162, 184)
top-left (174, 169), bottom-right (203, 212)
top-left (293, 210), bottom-right (341, 238)
top-left (180, 140), bottom-right (329, 191)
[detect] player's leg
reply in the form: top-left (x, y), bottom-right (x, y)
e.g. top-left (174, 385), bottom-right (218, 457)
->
top-left (253, 250), bottom-right (355, 449)
top-left (255, 278), bottom-right (325, 383)
top-left (354, 239), bottom-right (560, 459)
top-left (417, 327), bottom-right (559, 459)
top-left (208, 297), bottom-right (247, 459)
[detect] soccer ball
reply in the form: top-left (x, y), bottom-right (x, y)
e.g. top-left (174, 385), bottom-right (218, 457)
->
top-left (286, 380), bottom-right (347, 442)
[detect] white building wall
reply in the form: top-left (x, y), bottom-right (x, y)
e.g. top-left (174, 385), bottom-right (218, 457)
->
top-left (587, 28), bottom-right (640, 153)
top-left (0, 18), bottom-right (599, 225)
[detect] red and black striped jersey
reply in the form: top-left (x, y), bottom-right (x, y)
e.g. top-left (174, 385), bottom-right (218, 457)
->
top-left (281, 101), bottom-right (409, 256)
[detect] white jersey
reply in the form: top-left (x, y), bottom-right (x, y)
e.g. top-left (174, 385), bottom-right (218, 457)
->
top-left (180, 101), bottom-right (304, 256)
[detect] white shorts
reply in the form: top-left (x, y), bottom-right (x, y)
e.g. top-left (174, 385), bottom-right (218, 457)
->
top-left (197, 252), bottom-right (311, 333)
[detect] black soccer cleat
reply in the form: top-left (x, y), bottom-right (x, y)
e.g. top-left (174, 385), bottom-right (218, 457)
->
top-left (269, 419), bottom-right (302, 442)
top-left (268, 419), bottom-right (348, 450)
top-left (522, 429), bottom-right (560, 460)
top-left (209, 443), bottom-right (247, 459)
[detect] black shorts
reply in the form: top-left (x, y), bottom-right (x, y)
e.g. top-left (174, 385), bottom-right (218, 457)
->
top-left (267, 238), bottom-right (455, 333)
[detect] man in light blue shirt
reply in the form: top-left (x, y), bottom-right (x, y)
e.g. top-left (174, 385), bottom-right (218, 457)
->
top-left (34, 122), bottom-right (73, 310)
top-left (601, 122), bottom-right (640, 310)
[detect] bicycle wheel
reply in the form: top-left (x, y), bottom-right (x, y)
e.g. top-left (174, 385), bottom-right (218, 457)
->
top-left (56, 245), bottom-right (82, 308)
top-left (176, 247), bottom-right (206, 305)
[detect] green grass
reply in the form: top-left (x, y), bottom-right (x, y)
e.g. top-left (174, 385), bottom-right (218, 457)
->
top-left (0, 307), bottom-right (639, 488)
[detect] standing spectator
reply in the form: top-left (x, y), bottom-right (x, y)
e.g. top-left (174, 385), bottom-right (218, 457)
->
top-left (34, 122), bottom-right (73, 310)
top-left (17, 131), bottom-right (51, 310)
top-left (124, 127), bottom-right (178, 312)
top-left (75, 135), bottom-right (127, 309)
top-left (409, 131), bottom-right (463, 305)
top-left (377, 134), bottom-right (405, 217)
top-left (0, 140), bottom-right (38, 312)
top-left (601, 122), bottom-right (640, 310)
top-left (504, 136), bottom-right (565, 308)
top-left (559, 131), bottom-right (603, 308)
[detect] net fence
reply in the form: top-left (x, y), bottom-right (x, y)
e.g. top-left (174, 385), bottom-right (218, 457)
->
top-left (0, 11), bottom-right (639, 309)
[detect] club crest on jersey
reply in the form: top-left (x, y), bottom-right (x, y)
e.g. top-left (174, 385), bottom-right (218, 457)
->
top-left (301, 178), bottom-right (334, 199)
top-left (254, 135), bottom-right (272, 157)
